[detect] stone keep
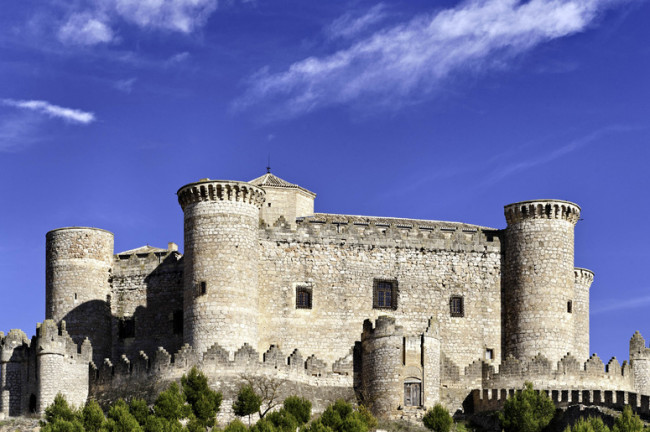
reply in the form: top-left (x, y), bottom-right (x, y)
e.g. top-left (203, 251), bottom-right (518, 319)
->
top-left (4, 171), bottom-right (650, 421)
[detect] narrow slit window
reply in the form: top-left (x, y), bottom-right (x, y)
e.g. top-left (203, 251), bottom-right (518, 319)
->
top-left (567, 300), bottom-right (573, 313)
top-left (199, 281), bottom-right (207, 296)
top-left (173, 310), bottom-right (183, 335)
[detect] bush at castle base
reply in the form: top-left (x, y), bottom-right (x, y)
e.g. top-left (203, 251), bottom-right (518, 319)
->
top-left (304, 399), bottom-right (377, 432)
top-left (499, 382), bottom-right (555, 432)
top-left (564, 417), bottom-right (611, 432)
top-left (282, 396), bottom-right (312, 425)
top-left (612, 406), bottom-right (646, 432)
top-left (422, 404), bottom-right (452, 432)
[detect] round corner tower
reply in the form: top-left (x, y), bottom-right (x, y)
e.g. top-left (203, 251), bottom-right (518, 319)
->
top-left (177, 179), bottom-right (265, 355)
top-left (503, 200), bottom-right (580, 365)
top-left (45, 227), bottom-right (113, 364)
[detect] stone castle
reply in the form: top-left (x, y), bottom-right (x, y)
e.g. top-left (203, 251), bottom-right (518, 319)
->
top-left (2, 172), bottom-right (650, 421)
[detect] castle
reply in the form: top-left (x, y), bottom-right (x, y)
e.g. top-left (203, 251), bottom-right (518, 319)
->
top-left (2, 172), bottom-right (650, 422)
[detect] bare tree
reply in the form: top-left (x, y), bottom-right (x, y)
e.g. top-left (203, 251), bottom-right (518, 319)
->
top-left (240, 374), bottom-right (284, 418)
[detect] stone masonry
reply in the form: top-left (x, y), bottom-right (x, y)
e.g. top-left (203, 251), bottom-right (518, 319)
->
top-left (1, 171), bottom-right (649, 422)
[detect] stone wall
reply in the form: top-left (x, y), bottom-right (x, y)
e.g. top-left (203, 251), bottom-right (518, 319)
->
top-left (259, 187), bottom-right (315, 229)
top-left (90, 342), bottom-right (354, 425)
top-left (46, 227), bottom-right (114, 364)
top-left (574, 268), bottom-right (594, 361)
top-left (503, 200), bottom-right (581, 365)
top-left (258, 214), bottom-right (502, 369)
top-left (111, 250), bottom-right (184, 360)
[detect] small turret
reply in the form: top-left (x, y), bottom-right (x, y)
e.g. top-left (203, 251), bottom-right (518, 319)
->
top-left (629, 331), bottom-right (650, 395)
top-left (574, 268), bottom-right (594, 361)
top-left (249, 172), bottom-right (315, 228)
top-left (0, 329), bottom-right (30, 417)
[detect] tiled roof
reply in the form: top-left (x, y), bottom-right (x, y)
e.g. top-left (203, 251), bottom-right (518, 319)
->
top-left (249, 173), bottom-right (316, 196)
top-left (116, 245), bottom-right (169, 255)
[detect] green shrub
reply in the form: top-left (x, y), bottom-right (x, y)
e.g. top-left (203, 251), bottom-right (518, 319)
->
top-left (251, 417), bottom-right (277, 432)
top-left (283, 396), bottom-right (312, 425)
top-left (40, 419), bottom-right (85, 432)
top-left (355, 405), bottom-right (377, 430)
top-left (182, 366), bottom-right (223, 429)
top-left (44, 393), bottom-right (80, 424)
top-left (266, 408), bottom-right (299, 432)
top-left (613, 406), bottom-right (645, 432)
top-left (142, 415), bottom-right (183, 432)
top-left (105, 399), bottom-right (143, 432)
top-left (498, 382), bottom-right (555, 432)
top-left (233, 384), bottom-right (262, 424)
top-left (225, 419), bottom-right (250, 432)
top-left (154, 382), bottom-right (189, 421)
top-left (128, 398), bottom-right (150, 426)
top-left (423, 404), bottom-right (452, 432)
top-left (303, 420), bottom-right (335, 432)
top-left (82, 400), bottom-right (106, 432)
top-left (564, 417), bottom-right (611, 432)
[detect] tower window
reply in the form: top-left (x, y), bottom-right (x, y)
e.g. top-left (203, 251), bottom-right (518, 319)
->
top-left (118, 318), bottom-right (135, 339)
top-left (373, 279), bottom-right (397, 309)
top-left (485, 349), bottom-right (494, 360)
top-left (296, 287), bottom-right (312, 309)
top-left (198, 281), bottom-right (207, 296)
top-left (450, 296), bottom-right (464, 317)
top-left (567, 301), bottom-right (573, 313)
top-left (173, 310), bottom-right (183, 335)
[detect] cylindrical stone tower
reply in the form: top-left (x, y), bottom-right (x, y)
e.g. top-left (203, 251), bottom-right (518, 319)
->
top-left (574, 267), bottom-right (594, 361)
top-left (46, 227), bottom-right (113, 364)
top-left (360, 316), bottom-right (403, 419)
top-left (503, 200), bottom-right (580, 365)
top-left (177, 179), bottom-right (265, 355)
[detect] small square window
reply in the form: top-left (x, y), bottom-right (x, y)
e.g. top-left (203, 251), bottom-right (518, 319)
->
top-left (296, 287), bottom-right (312, 309)
top-left (485, 349), bottom-right (494, 360)
top-left (567, 300), bottom-right (573, 313)
top-left (450, 296), bottom-right (464, 317)
top-left (373, 279), bottom-right (397, 309)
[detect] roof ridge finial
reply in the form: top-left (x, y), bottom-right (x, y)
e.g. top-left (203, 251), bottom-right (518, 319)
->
top-left (266, 153), bottom-right (271, 174)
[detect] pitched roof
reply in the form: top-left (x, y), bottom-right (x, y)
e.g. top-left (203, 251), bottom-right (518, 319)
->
top-left (249, 173), bottom-right (316, 196)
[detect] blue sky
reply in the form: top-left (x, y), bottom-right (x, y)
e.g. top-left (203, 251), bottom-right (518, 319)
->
top-left (1, 0), bottom-right (649, 364)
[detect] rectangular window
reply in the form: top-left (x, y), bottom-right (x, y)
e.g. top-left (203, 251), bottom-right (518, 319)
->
top-left (198, 281), bottom-right (207, 296)
top-left (450, 296), bottom-right (464, 317)
top-left (296, 287), bottom-right (312, 309)
top-left (485, 348), bottom-right (494, 360)
top-left (118, 318), bottom-right (135, 339)
top-left (373, 279), bottom-right (397, 309)
top-left (567, 300), bottom-right (573, 313)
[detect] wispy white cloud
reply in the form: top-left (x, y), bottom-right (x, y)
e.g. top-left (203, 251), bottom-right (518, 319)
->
top-left (483, 125), bottom-right (639, 185)
top-left (234, 0), bottom-right (626, 119)
top-left (2, 99), bottom-right (96, 124)
top-left (592, 295), bottom-right (650, 314)
top-left (55, 0), bottom-right (222, 46)
top-left (58, 13), bottom-right (114, 45)
top-left (114, 77), bottom-right (137, 93)
top-left (325, 4), bottom-right (388, 40)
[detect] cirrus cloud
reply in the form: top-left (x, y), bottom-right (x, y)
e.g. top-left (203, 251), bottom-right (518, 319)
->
top-left (233, 0), bottom-right (627, 120)
top-left (2, 99), bottom-right (96, 124)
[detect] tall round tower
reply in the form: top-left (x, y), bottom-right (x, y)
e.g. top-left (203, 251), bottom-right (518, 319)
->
top-left (177, 179), bottom-right (265, 355)
top-left (503, 200), bottom-right (580, 365)
top-left (46, 227), bottom-right (113, 364)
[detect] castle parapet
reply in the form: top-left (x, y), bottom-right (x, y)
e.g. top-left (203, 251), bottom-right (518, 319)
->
top-left (177, 180), bottom-right (265, 211)
top-left (0, 330), bottom-right (30, 418)
top-left (504, 200), bottom-right (581, 225)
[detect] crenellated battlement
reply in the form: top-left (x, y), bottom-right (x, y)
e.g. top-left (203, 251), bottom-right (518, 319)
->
top-left (34, 320), bottom-right (92, 364)
top-left (575, 268), bottom-right (595, 287)
top-left (0, 330), bottom-right (30, 363)
top-left (504, 199), bottom-right (581, 225)
top-left (177, 179), bottom-right (265, 211)
top-left (441, 352), bottom-right (635, 394)
top-left (472, 387), bottom-right (650, 420)
top-left (262, 213), bottom-right (501, 252)
top-left (362, 316), bottom-right (403, 340)
top-left (91, 342), bottom-right (352, 386)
